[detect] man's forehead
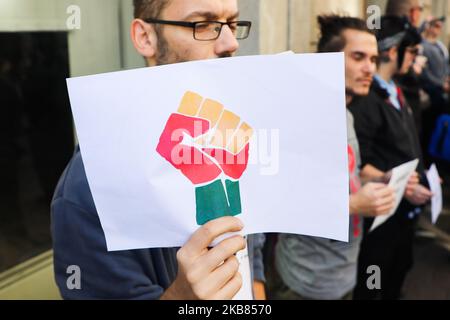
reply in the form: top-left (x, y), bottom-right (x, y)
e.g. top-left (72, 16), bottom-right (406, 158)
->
top-left (343, 29), bottom-right (378, 54)
top-left (163, 0), bottom-right (239, 20)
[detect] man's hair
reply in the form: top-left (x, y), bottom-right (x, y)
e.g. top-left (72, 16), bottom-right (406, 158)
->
top-left (377, 16), bottom-right (409, 43)
top-left (376, 15), bottom-right (421, 51)
top-left (133, 0), bottom-right (171, 19)
top-left (385, 0), bottom-right (417, 17)
top-left (376, 15), bottom-right (421, 66)
top-left (317, 15), bottom-right (374, 53)
top-left (429, 16), bottom-right (446, 26)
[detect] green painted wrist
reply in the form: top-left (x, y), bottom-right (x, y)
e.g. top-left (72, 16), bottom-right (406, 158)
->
top-left (195, 179), bottom-right (242, 225)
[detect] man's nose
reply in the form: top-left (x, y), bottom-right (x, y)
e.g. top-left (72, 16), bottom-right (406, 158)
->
top-left (363, 60), bottom-right (376, 75)
top-left (214, 25), bottom-right (239, 56)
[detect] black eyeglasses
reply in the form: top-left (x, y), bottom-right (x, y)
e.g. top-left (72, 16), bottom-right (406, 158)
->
top-left (407, 47), bottom-right (419, 55)
top-left (143, 18), bottom-right (252, 41)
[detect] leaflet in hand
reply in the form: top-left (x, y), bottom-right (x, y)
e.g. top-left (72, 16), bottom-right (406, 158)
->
top-left (370, 159), bottom-right (419, 232)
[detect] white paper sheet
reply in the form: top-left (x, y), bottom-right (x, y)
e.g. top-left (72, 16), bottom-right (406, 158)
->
top-left (427, 164), bottom-right (443, 224)
top-left (233, 242), bottom-right (253, 300)
top-left (67, 53), bottom-right (350, 251)
top-left (370, 159), bottom-right (419, 232)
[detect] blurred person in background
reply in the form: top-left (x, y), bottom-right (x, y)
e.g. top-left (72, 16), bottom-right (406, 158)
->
top-left (268, 15), bottom-right (395, 301)
top-left (420, 16), bottom-right (450, 164)
top-left (385, 0), bottom-right (424, 28)
top-left (386, 0), bottom-right (428, 135)
top-left (349, 16), bottom-right (432, 300)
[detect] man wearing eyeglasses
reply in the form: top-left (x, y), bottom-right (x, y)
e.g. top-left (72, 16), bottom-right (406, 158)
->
top-left (131, 0), bottom-right (250, 65)
top-left (51, 0), bottom-right (266, 300)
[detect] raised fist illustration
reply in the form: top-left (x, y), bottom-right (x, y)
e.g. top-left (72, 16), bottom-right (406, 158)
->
top-left (156, 91), bottom-right (253, 225)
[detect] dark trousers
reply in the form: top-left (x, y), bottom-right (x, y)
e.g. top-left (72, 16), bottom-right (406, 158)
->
top-left (354, 210), bottom-right (416, 300)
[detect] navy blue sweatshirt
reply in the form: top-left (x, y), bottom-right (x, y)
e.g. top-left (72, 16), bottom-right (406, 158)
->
top-left (51, 148), bottom-right (265, 299)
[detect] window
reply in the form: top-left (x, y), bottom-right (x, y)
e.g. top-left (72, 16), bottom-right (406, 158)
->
top-left (0, 32), bottom-right (74, 273)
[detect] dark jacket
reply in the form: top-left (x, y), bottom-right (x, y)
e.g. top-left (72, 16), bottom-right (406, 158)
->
top-left (348, 79), bottom-right (427, 230)
top-left (349, 80), bottom-right (424, 174)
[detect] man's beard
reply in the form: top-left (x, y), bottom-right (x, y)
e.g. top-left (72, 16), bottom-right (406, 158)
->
top-left (346, 85), bottom-right (371, 99)
top-left (155, 32), bottom-right (181, 65)
top-left (346, 87), bottom-right (357, 98)
top-left (155, 29), bottom-right (233, 65)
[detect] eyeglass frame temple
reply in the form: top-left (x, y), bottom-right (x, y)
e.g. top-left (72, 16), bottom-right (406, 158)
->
top-left (143, 18), bottom-right (252, 40)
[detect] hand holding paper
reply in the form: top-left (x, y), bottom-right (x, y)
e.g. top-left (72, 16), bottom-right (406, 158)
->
top-left (350, 182), bottom-right (396, 217)
top-left (405, 184), bottom-right (433, 206)
top-left (404, 171), bottom-right (433, 206)
top-left (161, 216), bottom-right (245, 300)
top-left (404, 172), bottom-right (420, 199)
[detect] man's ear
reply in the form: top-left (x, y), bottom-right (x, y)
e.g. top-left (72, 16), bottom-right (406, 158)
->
top-left (130, 19), bottom-right (158, 65)
top-left (388, 46), bottom-right (398, 61)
